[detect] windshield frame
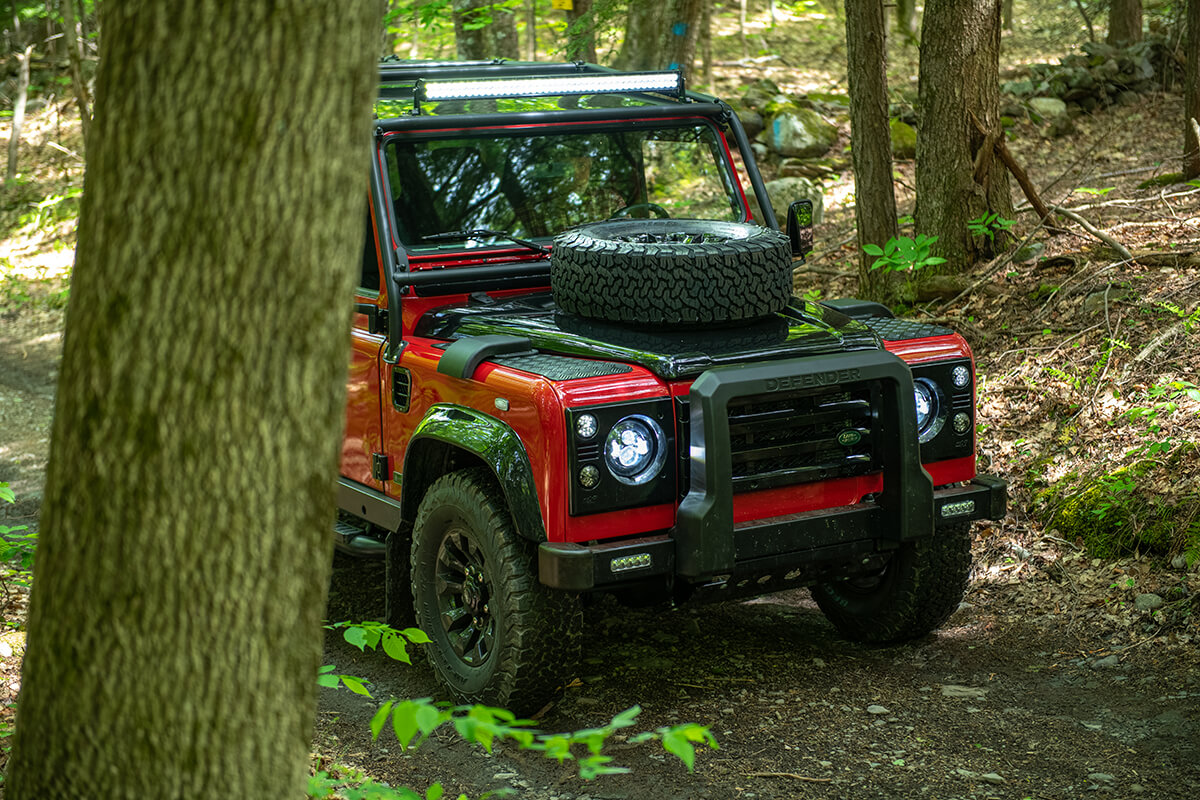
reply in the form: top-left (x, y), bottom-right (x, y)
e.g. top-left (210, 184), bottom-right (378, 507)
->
top-left (380, 116), bottom-right (749, 257)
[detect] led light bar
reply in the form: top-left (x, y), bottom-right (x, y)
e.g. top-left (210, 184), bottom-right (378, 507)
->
top-left (610, 553), bottom-right (653, 574)
top-left (420, 71), bottom-right (684, 102)
top-left (940, 499), bottom-right (976, 519)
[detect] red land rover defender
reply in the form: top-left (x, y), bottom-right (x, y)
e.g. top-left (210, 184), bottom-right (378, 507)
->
top-left (337, 60), bottom-right (1007, 713)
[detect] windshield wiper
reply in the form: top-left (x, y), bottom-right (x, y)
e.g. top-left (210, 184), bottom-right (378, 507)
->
top-left (422, 229), bottom-right (550, 256)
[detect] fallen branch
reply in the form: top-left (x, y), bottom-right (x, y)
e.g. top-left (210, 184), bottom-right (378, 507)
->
top-left (1048, 205), bottom-right (1134, 262)
top-left (747, 772), bottom-right (832, 783)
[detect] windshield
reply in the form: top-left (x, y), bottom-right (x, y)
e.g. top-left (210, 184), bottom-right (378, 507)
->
top-left (384, 121), bottom-right (745, 252)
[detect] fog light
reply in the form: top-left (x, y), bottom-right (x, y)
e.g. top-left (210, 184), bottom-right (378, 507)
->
top-left (953, 412), bottom-right (971, 435)
top-left (576, 413), bottom-right (598, 440)
top-left (579, 465), bottom-right (600, 489)
top-left (952, 365), bottom-right (971, 389)
top-left (610, 553), bottom-right (652, 573)
top-left (941, 499), bottom-right (976, 518)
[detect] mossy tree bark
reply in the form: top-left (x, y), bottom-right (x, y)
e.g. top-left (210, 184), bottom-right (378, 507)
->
top-left (6, 2), bottom-right (379, 797)
top-left (845, 0), bottom-right (900, 304)
top-left (915, 0), bottom-right (1013, 271)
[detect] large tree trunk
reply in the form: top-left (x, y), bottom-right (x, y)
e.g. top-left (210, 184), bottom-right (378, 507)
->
top-left (453, 0), bottom-right (519, 60)
top-left (565, 0), bottom-right (597, 63)
top-left (845, 0), bottom-right (899, 303)
top-left (6, 2), bottom-right (379, 796)
top-left (915, 0), bottom-right (1012, 270)
top-left (1186, 0), bottom-right (1200, 180)
top-left (1107, 0), bottom-right (1143, 47)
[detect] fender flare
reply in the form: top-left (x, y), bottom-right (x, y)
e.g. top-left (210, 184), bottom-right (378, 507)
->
top-left (400, 404), bottom-right (546, 542)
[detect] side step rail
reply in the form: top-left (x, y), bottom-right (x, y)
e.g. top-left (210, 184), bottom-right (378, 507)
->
top-left (333, 518), bottom-right (386, 559)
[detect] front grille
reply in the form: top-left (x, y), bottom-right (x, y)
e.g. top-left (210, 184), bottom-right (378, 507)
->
top-left (676, 383), bottom-right (879, 497)
top-left (727, 385), bottom-right (878, 492)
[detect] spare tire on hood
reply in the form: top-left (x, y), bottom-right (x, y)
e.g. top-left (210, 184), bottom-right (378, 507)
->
top-left (550, 219), bottom-right (794, 327)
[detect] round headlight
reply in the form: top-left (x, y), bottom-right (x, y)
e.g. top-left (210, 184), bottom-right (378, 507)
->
top-left (913, 378), bottom-right (945, 443)
top-left (576, 413), bottom-right (598, 440)
top-left (604, 415), bottom-right (666, 485)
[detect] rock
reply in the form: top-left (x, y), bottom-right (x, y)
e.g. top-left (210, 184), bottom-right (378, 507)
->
top-left (866, 705), bottom-right (890, 715)
top-left (1134, 593), bottom-right (1164, 611)
top-left (941, 685), bottom-right (988, 699)
top-left (955, 768), bottom-right (982, 781)
top-left (1092, 655), bottom-right (1121, 669)
top-left (1089, 772), bottom-right (1116, 784)
top-left (738, 109), bottom-right (764, 141)
top-left (741, 79), bottom-right (782, 112)
top-left (0, 641), bottom-right (11, 658)
top-left (1171, 554), bottom-right (1190, 570)
top-left (762, 177), bottom-right (824, 226)
top-left (766, 107), bottom-right (838, 158)
top-left (1130, 783), bottom-right (1145, 792)
top-left (1116, 90), bottom-right (1141, 106)
top-left (889, 118), bottom-right (917, 159)
top-left (981, 773), bottom-right (1006, 785)
top-left (1028, 96), bottom-right (1068, 120)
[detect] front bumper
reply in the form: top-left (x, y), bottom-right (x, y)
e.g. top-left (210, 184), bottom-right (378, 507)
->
top-left (538, 475), bottom-right (1007, 592)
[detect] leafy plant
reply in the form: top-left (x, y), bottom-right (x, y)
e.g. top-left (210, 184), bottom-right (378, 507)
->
top-left (966, 211), bottom-right (1016, 243)
top-left (1156, 301), bottom-right (1200, 334)
top-left (0, 482), bottom-right (36, 594)
top-left (862, 234), bottom-right (945, 275)
top-left (1074, 186), bottom-right (1115, 196)
top-left (315, 621), bottom-right (718, 798)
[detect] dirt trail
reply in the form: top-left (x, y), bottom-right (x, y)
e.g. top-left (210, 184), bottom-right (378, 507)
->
top-left (321, 551), bottom-right (1199, 800)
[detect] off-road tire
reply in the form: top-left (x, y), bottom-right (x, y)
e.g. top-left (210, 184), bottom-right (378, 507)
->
top-left (411, 468), bottom-right (582, 714)
top-left (811, 522), bottom-right (973, 642)
top-left (551, 219), bottom-right (793, 326)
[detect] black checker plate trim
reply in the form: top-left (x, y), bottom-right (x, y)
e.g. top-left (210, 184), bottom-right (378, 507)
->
top-left (863, 317), bottom-right (954, 341)
top-left (490, 354), bottom-right (633, 381)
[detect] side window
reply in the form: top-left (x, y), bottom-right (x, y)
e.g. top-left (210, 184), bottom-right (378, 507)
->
top-left (360, 209), bottom-right (381, 292)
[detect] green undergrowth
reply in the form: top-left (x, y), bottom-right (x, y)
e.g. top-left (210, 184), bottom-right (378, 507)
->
top-left (1035, 458), bottom-right (1200, 562)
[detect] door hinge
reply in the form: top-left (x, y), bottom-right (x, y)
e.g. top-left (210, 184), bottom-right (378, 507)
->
top-left (371, 452), bottom-right (390, 482)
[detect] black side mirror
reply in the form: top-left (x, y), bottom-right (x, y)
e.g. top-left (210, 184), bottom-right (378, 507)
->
top-left (787, 199), bottom-right (814, 259)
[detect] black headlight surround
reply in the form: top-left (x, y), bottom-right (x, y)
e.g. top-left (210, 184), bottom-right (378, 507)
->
top-left (566, 399), bottom-right (676, 516)
top-left (911, 359), bottom-right (974, 462)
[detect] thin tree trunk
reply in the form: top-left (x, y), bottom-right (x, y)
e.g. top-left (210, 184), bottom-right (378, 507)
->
top-left (61, 0), bottom-right (91, 147)
top-left (739, 0), bottom-right (748, 59)
top-left (412, 4), bottom-right (421, 58)
top-left (701, 0), bottom-right (712, 87)
top-left (1185, 0), bottom-right (1200, 179)
top-left (525, 0), bottom-right (536, 59)
top-left (1002, 0), bottom-right (1014, 31)
top-left (1107, 0), bottom-right (1143, 47)
top-left (916, 0), bottom-right (1012, 270)
top-left (5, 44), bottom-right (33, 189)
top-left (895, 0), bottom-right (918, 43)
top-left (1073, 0), bottom-right (1096, 42)
top-left (6, 1), bottom-right (379, 796)
top-left (845, 0), bottom-right (899, 303)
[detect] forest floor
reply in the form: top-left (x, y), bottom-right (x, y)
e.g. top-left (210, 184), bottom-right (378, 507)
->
top-left (2, 5), bottom-right (1200, 799)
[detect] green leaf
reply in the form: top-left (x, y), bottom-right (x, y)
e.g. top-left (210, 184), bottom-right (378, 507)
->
top-left (0, 484), bottom-right (14, 504)
top-left (392, 702), bottom-right (420, 749)
top-left (401, 627), bottom-right (433, 644)
top-left (382, 632), bottom-right (411, 664)
top-left (924, 256), bottom-right (947, 266)
top-left (661, 730), bottom-right (696, 771)
top-left (611, 705), bottom-right (642, 729)
top-left (426, 783), bottom-right (444, 800)
top-left (317, 665), bottom-right (339, 688)
top-left (863, 243), bottom-right (884, 256)
top-left (343, 625), bottom-right (371, 651)
top-left (370, 700), bottom-right (394, 740)
top-left (340, 675), bottom-right (373, 698)
top-left (415, 701), bottom-right (442, 736)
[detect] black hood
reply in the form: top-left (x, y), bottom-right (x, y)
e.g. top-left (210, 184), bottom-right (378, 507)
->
top-left (415, 293), bottom-right (880, 381)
